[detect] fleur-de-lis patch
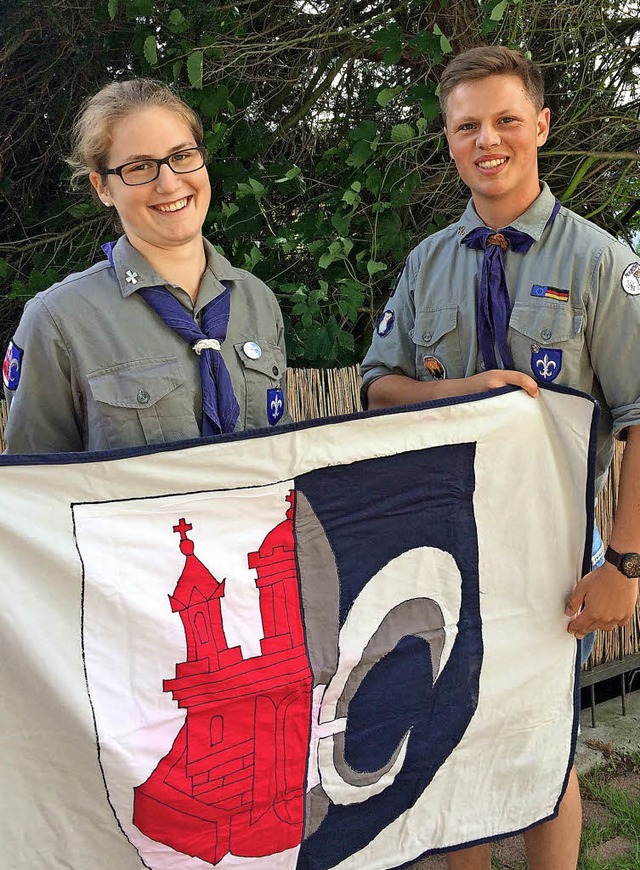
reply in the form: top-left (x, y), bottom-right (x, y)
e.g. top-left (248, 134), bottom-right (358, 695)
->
top-left (267, 387), bottom-right (284, 426)
top-left (531, 347), bottom-right (562, 383)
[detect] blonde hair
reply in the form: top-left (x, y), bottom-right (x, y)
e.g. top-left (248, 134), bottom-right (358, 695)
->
top-left (439, 46), bottom-right (544, 120)
top-left (67, 79), bottom-right (204, 188)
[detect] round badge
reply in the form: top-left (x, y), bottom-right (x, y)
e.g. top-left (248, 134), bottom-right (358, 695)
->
top-left (621, 263), bottom-right (640, 296)
top-left (423, 355), bottom-right (447, 380)
top-left (243, 341), bottom-right (262, 360)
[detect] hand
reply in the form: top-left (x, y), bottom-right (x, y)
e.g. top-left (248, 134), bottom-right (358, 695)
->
top-left (462, 369), bottom-right (539, 397)
top-left (565, 561), bottom-right (639, 638)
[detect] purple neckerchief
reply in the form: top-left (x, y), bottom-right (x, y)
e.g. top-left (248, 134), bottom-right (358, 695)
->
top-left (462, 198), bottom-right (561, 370)
top-left (102, 241), bottom-right (240, 436)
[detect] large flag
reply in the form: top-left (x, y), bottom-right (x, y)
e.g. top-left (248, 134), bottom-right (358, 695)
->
top-left (0, 386), bottom-right (596, 870)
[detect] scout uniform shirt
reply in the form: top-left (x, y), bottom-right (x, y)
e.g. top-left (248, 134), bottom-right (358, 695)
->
top-left (361, 183), bottom-right (640, 492)
top-left (3, 236), bottom-right (290, 453)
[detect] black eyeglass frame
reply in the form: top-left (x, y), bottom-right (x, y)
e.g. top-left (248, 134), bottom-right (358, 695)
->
top-left (100, 146), bottom-right (208, 186)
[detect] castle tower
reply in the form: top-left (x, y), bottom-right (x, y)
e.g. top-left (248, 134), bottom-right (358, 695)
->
top-left (169, 518), bottom-right (243, 673)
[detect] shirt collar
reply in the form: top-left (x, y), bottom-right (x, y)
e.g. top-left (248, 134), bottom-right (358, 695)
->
top-left (109, 236), bottom-right (246, 303)
top-left (455, 182), bottom-right (558, 246)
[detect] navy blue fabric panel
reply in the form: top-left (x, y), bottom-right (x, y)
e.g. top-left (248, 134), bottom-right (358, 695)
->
top-left (295, 443), bottom-right (482, 869)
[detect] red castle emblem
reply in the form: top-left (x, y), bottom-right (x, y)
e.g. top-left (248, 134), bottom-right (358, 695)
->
top-left (133, 490), bottom-right (312, 863)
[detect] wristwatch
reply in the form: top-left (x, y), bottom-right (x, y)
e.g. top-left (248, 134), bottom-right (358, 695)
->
top-left (604, 546), bottom-right (640, 579)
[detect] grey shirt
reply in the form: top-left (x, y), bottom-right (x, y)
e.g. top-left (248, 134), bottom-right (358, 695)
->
top-left (3, 236), bottom-right (290, 453)
top-left (361, 183), bottom-right (640, 490)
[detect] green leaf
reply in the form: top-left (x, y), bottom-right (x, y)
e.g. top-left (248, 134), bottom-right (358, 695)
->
top-left (172, 60), bottom-right (183, 82)
top-left (367, 260), bottom-right (388, 276)
top-left (187, 50), bottom-right (204, 89)
top-left (200, 85), bottom-right (229, 117)
top-left (107, 0), bottom-right (118, 20)
top-left (318, 252), bottom-right (335, 269)
top-left (143, 35), bottom-right (158, 66)
top-left (351, 181), bottom-right (362, 192)
top-left (346, 139), bottom-right (372, 168)
top-left (490, 0), bottom-right (508, 20)
top-left (168, 8), bottom-right (185, 25)
top-left (275, 166), bottom-right (302, 183)
top-left (391, 123), bottom-right (415, 143)
top-left (377, 86), bottom-right (402, 107)
top-left (0, 258), bottom-right (10, 279)
top-left (349, 120), bottom-right (377, 142)
top-left (433, 23), bottom-right (452, 54)
top-left (331, 213), bottom-right (351, 236)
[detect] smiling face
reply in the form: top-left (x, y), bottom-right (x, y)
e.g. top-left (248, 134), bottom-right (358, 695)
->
top-left (444, 74), bottom-right (550, 227)
top-left (89, 106), bottom-right (211, 259)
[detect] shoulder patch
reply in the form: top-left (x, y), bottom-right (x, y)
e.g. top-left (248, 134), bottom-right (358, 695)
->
top-left (621, 263), bottom-right (640, 296)
top-left (2, 340), bottom-right (23, 391)
top-left (376, 310), bottom-right (395, 337)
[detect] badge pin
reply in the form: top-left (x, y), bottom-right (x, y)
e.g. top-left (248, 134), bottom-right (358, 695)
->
top-left (2, 340), bottom-right (23, 391)
top-left (125, 270), bottom-right (139, 285)
top-left (457, 226), bottom-right (466, 236)
top-left (621, 263), bottom-right (640, 296)
top-left (267, 387), bottom-right (284, 426)
top-left (376, 310), bottom-right (395, 337)
top-left (243, 341), bottom-right (262, 360)
top-left (531, 347), bottom-right (562, 383)
top-left (423, 355), bottom-right (447, 380)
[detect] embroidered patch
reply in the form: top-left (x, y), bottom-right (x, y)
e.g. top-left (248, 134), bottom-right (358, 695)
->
top-left (621, 263), bottom-right (640, 296)
top-left (531, 347), bottom-right (562, 383)
top-left (376, 310), bottom-right (395, 337)
top-left (423, 355), bottom-right (447, 380)
top-left (2, 340), bottom-right (23, 391)
top-left (267, 388), bottom-right (284, 426)
top-left (531, 285), bottom-right (569, 302)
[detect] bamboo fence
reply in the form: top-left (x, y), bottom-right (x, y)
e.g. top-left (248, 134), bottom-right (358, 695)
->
top-left (1, 367), bottom-right (638, 669)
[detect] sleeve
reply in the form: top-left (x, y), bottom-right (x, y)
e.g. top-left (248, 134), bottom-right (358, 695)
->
top-left (3, 296), bottom-right (84, 454)
top-left (587, 242), bottom-right (640, 437)
top-left (359, 249), bottom-right (420, 407)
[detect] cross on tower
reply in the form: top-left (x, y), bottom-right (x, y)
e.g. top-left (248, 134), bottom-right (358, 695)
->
top-left (173, 518), bottom-right (193, 540)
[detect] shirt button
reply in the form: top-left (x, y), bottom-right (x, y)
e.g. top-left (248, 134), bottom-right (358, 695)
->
top-left (423, 331), bottom-right (433, 342)
top-left (137, 388), bottom-right (150, 405)
top-left (540, 328), bottom-right (552, 341)
top-left (272, 365), bottom-right (279, 376)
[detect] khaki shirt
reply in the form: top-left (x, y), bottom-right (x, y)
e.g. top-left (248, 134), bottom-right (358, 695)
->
top-left (3, 236), bottom-right (290, 453)
top-left (361, 183), bottom-right (640, 490)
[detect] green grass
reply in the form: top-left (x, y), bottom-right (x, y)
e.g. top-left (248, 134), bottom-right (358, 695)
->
top-left (577, 751), bottom-right (640, 870)
top-left (489, 752), bottom-right (640, 870)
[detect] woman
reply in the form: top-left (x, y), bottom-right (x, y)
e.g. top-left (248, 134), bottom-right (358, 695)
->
top-left (2, 79), bottom-right (290, 454)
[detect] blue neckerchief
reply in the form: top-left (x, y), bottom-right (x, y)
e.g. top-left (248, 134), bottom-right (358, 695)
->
top-left (102, 241), bottom-right (240, 436)
top-left (462, 198), bottom-right (561, 370)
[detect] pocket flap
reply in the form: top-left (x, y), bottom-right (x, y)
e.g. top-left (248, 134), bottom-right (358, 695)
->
top-left (411, 307), bottom-right (458, 345)
top-left (87, 356), bottom-right (183, 408)
top-left (234, 341), bottom-right (285, 379)
top-left (510, 302), bottom-right (583, 343)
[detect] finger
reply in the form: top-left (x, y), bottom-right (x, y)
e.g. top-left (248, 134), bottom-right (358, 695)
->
top-left (565, 586), bottom-right (586, 616)
top-left (510, 371), bottom-right (539, 397)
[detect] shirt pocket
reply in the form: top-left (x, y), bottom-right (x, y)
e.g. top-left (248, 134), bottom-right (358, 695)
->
top-left (87, 356), bottom-right (198, 448)
top-left (509, 302), bottom-right (584, 383)
top-left (410, 307), bottom-right (462, 380)
top-left (233, 340), bottom-right (286, 428)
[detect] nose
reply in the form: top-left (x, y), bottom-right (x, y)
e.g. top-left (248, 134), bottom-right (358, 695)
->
top-left (476, 122), bottom-right (500, 150)
top-left (154, 162), bottom-right (181, 193)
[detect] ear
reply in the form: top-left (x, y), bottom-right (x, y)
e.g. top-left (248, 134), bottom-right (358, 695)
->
top-left (443, 125), bottom-right (452, 158)
top-left (537, 107), bottom-right (551, 148)
top-left (89, 171), bottom-right (111, 206)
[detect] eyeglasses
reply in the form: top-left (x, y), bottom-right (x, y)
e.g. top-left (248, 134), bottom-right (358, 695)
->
top-left (101, 146), bottom-right (207, 186)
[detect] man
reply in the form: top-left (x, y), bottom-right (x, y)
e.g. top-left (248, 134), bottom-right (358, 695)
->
top-left (360, 46), bottom-right (640, 870)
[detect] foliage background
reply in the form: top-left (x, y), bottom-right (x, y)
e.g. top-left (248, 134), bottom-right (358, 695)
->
top-left (1, 0), bottom-right (639, 365)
